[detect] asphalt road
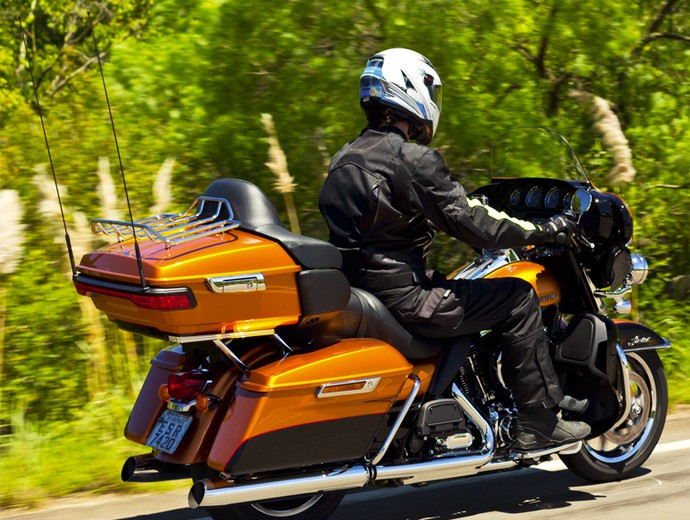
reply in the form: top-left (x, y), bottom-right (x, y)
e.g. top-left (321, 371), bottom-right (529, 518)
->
top-left (3, 407), bottom-right (690, 520)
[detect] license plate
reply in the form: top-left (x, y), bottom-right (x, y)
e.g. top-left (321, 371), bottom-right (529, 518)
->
top-left (145, 410), bottom-right (193, 454)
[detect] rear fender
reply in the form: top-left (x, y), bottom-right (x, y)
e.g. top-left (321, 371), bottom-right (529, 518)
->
top-left (125, 339), bottom-right (280, 465)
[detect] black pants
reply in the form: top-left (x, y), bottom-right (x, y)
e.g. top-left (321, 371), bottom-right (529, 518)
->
top-left (373, 274), bottom-right (564, 409)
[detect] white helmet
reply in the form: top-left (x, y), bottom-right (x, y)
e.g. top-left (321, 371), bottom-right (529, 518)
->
top-left (360, 48), bottom-right (442, 144)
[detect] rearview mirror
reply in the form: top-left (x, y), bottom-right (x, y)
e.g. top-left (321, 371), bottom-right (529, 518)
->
top-left (569, 188), bottom-right (592, 216)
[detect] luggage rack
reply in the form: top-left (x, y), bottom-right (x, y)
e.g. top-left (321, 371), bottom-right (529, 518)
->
top-left (91, 196), bottom-right (240, 248)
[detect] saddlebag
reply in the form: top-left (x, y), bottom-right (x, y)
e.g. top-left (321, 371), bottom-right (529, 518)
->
top-left (207, 338), bottom-right (413, 476)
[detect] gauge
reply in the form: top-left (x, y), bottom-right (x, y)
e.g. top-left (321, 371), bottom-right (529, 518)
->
top-left (525, 186), bottom-right (542, 208)
top-left (509, 189), bottom-right (521, 206)
top-left (563, 193), bottom-right (573, 210)
top-left (544, 187), bottom-right (560, 209)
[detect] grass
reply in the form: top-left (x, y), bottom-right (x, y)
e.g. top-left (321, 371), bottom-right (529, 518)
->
top-left (661, 347), bottom-right (690, 405)
top-left (0, 392), bottom-right (186, 511)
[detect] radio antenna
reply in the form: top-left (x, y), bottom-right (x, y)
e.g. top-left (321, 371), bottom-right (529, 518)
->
top-left (87, 11), bottom-right (148, 290)
top-left (18, 16), bottom-right (77, 277)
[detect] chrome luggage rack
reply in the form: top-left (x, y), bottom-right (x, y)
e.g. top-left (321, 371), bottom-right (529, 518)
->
top-left (91, 196), bottom-right (240, 248)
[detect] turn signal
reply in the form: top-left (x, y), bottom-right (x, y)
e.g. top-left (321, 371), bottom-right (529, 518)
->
top-left (195, 394), bottom-right (210, 413)
top-left (158, 384), bottom-right (170, 403)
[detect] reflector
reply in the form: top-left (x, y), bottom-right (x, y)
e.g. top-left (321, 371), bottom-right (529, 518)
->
top-left (75, 281), bottom-right (194, 310)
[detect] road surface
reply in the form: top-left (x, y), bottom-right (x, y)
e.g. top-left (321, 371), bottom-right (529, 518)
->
top-left (3, 406), bottom-right (689, 520)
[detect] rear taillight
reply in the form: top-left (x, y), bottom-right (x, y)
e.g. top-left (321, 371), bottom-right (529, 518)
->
top-left (167, 371), bottom-right (208, 400)
top-left (159, 371), bottom-right (214, 412)
top-left (74, 280), bottom-right (195, 310)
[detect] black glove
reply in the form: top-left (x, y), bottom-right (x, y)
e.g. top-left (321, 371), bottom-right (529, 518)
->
top-left (542, 215), bottom-right (582, 246)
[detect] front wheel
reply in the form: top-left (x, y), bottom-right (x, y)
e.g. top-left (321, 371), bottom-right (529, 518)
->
top-left (204, 492), bottom-right (346, 520)
top-left (561, 350), bottom-right (668, 482)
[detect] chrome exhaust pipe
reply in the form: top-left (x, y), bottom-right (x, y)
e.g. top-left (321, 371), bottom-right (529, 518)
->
top-left (121, 453), bottom-right (190, 483)
top-left (188, 384), bottom-right (498, 508)
top-left (189, 466), bottom-right (371, 509)
top-left (373, 383), bottom-right (495, 486)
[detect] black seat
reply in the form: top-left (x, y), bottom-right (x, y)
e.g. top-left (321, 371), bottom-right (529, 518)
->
top-left (310, 288), bottom-right (444, 360)
top-left (203, 178), bottom-right (342, 269)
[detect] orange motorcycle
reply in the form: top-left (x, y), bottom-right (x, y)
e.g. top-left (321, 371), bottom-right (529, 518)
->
top-left (74, 127), bottom-right (669, 520)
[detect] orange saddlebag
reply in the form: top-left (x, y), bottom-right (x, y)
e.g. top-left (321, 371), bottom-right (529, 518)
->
top-left (207, 338), bottom-right (413, 475)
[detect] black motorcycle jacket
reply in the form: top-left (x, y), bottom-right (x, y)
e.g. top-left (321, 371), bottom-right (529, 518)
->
top-left (319, 126), bottom-right (551, 286)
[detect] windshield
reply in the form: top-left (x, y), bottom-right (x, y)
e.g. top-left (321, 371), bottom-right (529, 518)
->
top-left (490, 127), bottom-right (589, 183)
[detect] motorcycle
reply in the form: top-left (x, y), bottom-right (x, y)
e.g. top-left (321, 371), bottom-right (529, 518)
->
top-left (73, 126), bottom-right (669, 520)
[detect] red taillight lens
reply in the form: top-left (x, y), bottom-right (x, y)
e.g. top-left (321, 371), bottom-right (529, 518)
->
top-left (167, 372), bottom-right (208, 400)
top-left (74, 281), bottom-right (194, 310)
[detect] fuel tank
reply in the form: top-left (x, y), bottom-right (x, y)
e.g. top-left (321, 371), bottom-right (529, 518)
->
top-left (486, 261), bottom-right (561, 307)
top-left (452, 255), bottom-right (560, 307)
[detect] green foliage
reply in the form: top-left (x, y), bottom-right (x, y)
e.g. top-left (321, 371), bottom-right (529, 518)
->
top-left (1, 0), bottom-right (690, 508)
top-left (0, 391), bottom-right (186, 509)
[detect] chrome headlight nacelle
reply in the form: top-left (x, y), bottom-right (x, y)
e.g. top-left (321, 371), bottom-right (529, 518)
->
top-left (593, 253), bottom-right (647, 316)
top-left (627, 253), bottom-right (648, 285)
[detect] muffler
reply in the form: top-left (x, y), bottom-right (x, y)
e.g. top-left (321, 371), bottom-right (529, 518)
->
top-left (121, 453), bottom-right (190, 483)
top-left (189, 466), bottom-right (371, 509)
top-left (189, 383), bottom-right (497, 509)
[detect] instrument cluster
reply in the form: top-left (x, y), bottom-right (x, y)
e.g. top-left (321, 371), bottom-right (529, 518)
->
top-left (507, 185), bottom-right (572, 211)
top-left (474, 179), bottom-right (581, 217)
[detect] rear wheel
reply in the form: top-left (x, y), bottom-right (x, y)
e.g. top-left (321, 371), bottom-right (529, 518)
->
top-left (204, 492), bottom-right (346, 520)
top-left (561, 350), bottom-right (668, 482)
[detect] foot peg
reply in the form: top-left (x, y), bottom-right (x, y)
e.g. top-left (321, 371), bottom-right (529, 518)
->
top-left (559, 395), bottom-right (589, 413)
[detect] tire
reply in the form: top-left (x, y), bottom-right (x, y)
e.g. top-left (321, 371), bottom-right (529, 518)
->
top-left (561, 350), bottom-right (668, 482)
top-left (203, 492), bottom-right (346, 520)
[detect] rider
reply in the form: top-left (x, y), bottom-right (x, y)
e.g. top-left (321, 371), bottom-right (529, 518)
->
top-left (318, 48), bottom-right (590, 452)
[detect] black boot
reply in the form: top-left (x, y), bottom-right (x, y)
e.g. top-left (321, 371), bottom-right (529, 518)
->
top-left (514, 406), bottom-right (591, 452)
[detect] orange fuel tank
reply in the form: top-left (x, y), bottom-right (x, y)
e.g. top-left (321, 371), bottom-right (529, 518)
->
top-left (486, 261), bottom-right (561, 307)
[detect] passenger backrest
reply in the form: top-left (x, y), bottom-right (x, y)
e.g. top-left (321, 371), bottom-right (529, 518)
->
top-left (203, 178), bottom-right (349, 325)
top-left (203, 178), bottom-right (342, 269)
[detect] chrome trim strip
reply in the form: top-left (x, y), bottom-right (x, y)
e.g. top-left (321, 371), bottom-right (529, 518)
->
top-left (369, 374), bottom-right (420, 466)
top-left (167, 400), bottom-right (196, 413)
top-left (166, 329), bottom-right (275, 344)
top-left (452, 251), bottom-right (515, 280)
top-left (624, 337), bottom-right (672, 352)
top-left (206, 273), bottom-right (266, 294)
top-left (316, 377), bottom-right (381, 399)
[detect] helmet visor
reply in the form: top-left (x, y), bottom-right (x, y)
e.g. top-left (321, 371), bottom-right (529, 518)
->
top-left (423, 73), bottom-right (442, 112)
